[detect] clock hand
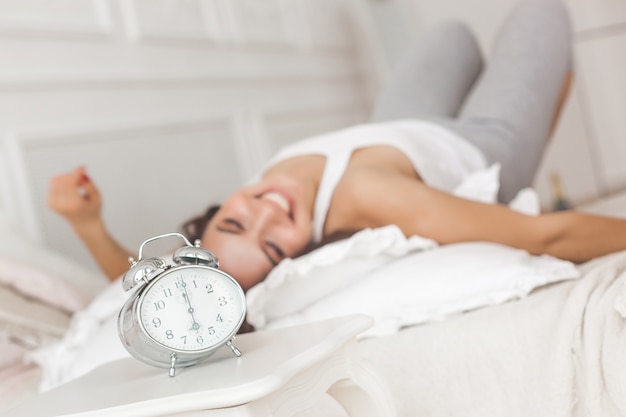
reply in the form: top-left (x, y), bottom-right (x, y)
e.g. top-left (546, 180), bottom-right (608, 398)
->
top-left (180, 279), bottom-right (200, 331)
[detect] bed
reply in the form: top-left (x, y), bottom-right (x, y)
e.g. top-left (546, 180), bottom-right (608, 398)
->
top-left (2, 194), bottom-right (626, 417)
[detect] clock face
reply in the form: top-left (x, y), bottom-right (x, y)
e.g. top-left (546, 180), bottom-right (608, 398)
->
top-left (137, 265), bottom-right (245, 352)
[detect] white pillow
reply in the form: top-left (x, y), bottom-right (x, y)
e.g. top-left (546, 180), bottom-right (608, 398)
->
top-left (246, 233), bottom-right (580, 338)
top-left (246, 225), bottom-right (437, 327)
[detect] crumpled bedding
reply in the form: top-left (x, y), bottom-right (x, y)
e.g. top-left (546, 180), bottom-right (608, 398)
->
top-left (2, 250), bottom-right (626, 416)
top-left (359, 250), bottom-right (626, 417)
top-left (0, 214), bottom-right (106, 413)
top-left (2, 204), bottom-right (626, 416)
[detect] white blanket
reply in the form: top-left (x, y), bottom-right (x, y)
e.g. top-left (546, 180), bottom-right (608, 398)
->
top-left (360, 250), bottom-right (626, 416)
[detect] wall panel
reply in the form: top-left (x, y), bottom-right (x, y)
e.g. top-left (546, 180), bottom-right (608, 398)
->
top-left (566, 0), bottom-right (626, 34)
top-left (302, 0), bottom-right (354, 50)
top-left (575, 33), bottom-right (626, 193)
top-left (228, 0), bottom-right (294, 46)
top-left (122, 0), bottom-right (219, 42)
top-left (4, 118), bottom-right (244, 266)
top-left (0, 0), bottom-right (381, 269)
top-left (0, 0), bottom-right (112, 37)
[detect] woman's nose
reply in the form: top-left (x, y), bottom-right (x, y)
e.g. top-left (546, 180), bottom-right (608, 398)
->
top-left (249, 199), bottom-right (282, 228)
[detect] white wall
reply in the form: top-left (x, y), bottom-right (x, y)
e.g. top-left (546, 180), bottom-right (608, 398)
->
top-left (0, 0), bottom-right (384, 269)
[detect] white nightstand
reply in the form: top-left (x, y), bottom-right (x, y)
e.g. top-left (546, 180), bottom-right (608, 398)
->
top-left (2, 315), bottom-right (395, 417)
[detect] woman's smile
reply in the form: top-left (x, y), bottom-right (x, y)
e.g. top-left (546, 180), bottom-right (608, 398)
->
top-left (259, 190), bottom-right (294, 219)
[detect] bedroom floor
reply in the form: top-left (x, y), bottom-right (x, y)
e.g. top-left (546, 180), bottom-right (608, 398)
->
top-left (370, 0), bottom-right (626, 213)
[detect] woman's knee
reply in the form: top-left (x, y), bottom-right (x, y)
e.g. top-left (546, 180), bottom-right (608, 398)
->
top-left (426, 20), bottom-right (483, 65)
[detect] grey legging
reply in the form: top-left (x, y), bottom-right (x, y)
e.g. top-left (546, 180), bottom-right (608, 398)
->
top-left (371, 0), bottom-right (572, 203)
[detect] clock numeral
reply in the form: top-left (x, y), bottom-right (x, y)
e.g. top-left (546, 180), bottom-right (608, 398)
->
top-left (207, 326), bottom-right (215, 335)
top-left (154, 300), bottom-right (166, 310)
top-left (174, 279), bottom-right (197, 288)
top-left (163, 288), bottom-right (172, 298)
top-left (206, 284), bottom-right (214, 293)
top-left (165, 330), bottom-right (174, 339)
top-left (216, 314), bottom-right (223, 323)
top-left (178, 335), bottom-right (204, 345)
top-left (218, 296), bottom-right (227, 306)
top-left (152, 317), bottom-right (162, 328)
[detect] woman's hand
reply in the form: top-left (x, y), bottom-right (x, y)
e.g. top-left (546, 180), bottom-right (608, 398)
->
top-left (47, 166), bottom-right (102, 230)
top-left (47, 166), bottom-right (135, 281)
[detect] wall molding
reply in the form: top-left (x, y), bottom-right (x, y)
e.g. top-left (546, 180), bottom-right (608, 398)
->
top-left (0, 0), bottom-right (113, 40)
top-left (0, 72), bottom-right (360, 91)
top-left (2, 116), bottom-right (239, 241)
top-left (575, 22), bottom-right (626, 43)
top-left (120, 0), bottom-right (222, 44)
top-left (7, 117), bottom-right (234, 148)
top-left (3, 131), bottom-right (41, 242)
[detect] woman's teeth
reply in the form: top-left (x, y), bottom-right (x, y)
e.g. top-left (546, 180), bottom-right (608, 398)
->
top-left (262, 192), bottom-right (291, 214)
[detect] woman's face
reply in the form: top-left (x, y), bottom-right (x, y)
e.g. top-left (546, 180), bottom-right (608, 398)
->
top-left (200, 175), bottom-right (313, 291)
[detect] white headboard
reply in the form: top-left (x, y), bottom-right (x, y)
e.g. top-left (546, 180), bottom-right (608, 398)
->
top-left (0, 0), bottom-right (387, 269)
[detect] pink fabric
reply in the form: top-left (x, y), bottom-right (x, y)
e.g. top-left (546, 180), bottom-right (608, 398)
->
top-left (0, 255), bottom-right (90, 314)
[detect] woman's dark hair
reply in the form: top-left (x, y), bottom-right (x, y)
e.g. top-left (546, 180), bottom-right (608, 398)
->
top-left (181, 205), bottom-right (221, 243)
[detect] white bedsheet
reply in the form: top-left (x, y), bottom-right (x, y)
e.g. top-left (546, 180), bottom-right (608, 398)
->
top-left (360, 250), bottom-right (626, 416)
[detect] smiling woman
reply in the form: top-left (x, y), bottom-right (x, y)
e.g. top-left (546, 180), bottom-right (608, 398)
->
top-left (198, 157), bottom-right (323, 290)
top-left (47, 0), bottom-right (626, 306)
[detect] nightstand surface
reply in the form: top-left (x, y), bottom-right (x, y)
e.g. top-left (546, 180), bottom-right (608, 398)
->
top-left (2, 314), bottom-right (395, 417)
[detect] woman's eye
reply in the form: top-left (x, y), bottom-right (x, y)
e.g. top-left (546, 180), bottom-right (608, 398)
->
top-left (266, 242), bottom-right (285, 259)
top-left (222, 218), bottom-right (243, 230)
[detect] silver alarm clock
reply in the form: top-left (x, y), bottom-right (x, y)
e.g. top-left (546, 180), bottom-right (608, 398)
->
top-left (118, 232), bottom-right (246, 377)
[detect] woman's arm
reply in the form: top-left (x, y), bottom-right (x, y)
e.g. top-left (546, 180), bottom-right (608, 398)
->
top-left (47, 167), bottom-right (134, 281)
top-left (71, 218), bottom-right (135, 282)
top-left (337, 169), bottom-right (626, 263)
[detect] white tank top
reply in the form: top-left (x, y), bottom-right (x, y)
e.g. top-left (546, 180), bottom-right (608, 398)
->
top-left (263, 119), bottom-right (488, 242)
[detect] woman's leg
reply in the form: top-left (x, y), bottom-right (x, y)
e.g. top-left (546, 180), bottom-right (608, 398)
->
top-left (371, 20), bottom-right (484, 121)
top-left (452, 0), bottom-right (573, 202)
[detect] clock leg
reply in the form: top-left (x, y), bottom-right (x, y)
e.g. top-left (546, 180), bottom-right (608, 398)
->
top-left (169, 352), bottom-right (178, 377)
top-left (226, 339), bottom-right (242, 357)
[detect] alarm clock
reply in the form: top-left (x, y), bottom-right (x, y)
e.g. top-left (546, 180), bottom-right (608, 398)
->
top-left (117, 232), bottom-right (246, 377)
